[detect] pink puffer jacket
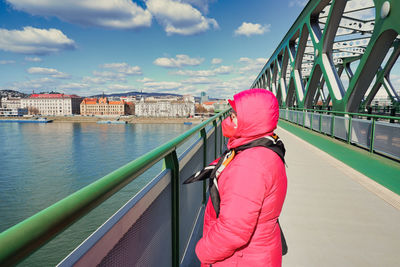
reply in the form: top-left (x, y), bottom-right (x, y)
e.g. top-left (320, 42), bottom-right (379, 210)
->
top-left (195, 89), bottom-right (287, 266)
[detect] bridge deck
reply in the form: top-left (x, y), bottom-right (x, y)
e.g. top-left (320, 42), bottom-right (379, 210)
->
top-left (278, 127), bottom-right (400, 267)
top-left (188, 126), bottom-right (400, 266)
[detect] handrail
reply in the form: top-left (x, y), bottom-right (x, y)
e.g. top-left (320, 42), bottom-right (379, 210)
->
top-left (285, 107), bottom-right (400, 121)
top-left (281, 108), bottom-right (400, 162)
top-left (0, 109), bottom-right (230, 266)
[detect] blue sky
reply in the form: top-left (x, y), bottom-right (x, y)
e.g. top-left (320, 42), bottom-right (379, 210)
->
top-left (0, 0), bottom-right (308, 98)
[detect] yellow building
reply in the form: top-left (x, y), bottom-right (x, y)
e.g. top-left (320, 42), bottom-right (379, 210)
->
top-left (80, 97), bottom-right (126, 116)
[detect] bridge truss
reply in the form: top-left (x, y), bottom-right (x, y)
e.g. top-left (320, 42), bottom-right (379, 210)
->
top-left (251, 0), bottom-right (400, 112)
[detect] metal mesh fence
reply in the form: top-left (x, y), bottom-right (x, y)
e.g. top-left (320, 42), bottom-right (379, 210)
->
top-left (334, 116), bottom-right (349, 141)
top-left (321, 115), bottom-right (332, 135)
top-left (178, 143), bottom-right (205, 261)
top-left (312, 113), bottom-right (320, 131)
top-left (288, 110), bottom-right (295, 122)
top-left (374, 122), bottom-right (400, 160)
top-left (351, 119), bottom-right (371, 149)
top-left (297, 111), bottom-right (304, 125)
top-left (206, 130), bottom-right (216, 164)
top-left (98, 183), bottom-right (172, 267)
top-left (216, 123), bottom-right (221, 156)
top-left (304, 112), bottom-right (312, 128)
top-left (279, 109), bottom-right (283, 119)
top-left (279, 109), bottom-right (399, 161)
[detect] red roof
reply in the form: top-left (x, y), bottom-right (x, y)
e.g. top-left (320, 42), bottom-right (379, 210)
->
top-left (109, 100), bottom-right (125, 105)
top-left (30, 93), bottom-right (81, 99)
top-left (81, 97), bottom-right (125, 105)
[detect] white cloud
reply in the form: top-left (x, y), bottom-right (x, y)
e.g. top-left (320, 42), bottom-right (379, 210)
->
top-left (289, 0), bottom-right (308, 8)
top-left (146, 0), bottom-right (218, 35)
top-left (214, 65), bottom-right (233, 74)
top-left (107, 84), bottom-right (134, 91)
top-left (0, 60), bottom-right (15, 64)
top-left (211, 75), bottom-right (257, 98)
top-left (11, 77), bottom-right (58, 91)
top-left (142, 81), bottom-right (182, 91)
top-left (174, 69), bottom-right (214, 77)
top-left (25, 56), bottom-right (42, 62)
top-left (93, 70), bottom-right (127, 82)
top-left (238, 57), bottom-right (267, 74)
top-left (6, 0), bottom-right (152, 29)
top-left (182, 77), bottom-right (217, 84)
top-left (154, 54), bottom-right (204, 68)
top-left (27, 67), bottom-right (70, 78)
top-left (238, 57), bottom-right (252, 63)
top-left (59, 82), bottom-right (90, 91)
top-left (234, 22), bottom-right (271, 37)
top-left (181, 0), bottom-right (215, 14)
top-left (211, 58), bottom-right (222, 64)
top-left (0, 26), bottom-right (75, 55)
top-left (82, 76), bottom-right (108, 85)
top-left (174, 65), bottom-right (232, 77)
top-left (101, 62), bottom-right (142, 75)
top-left (137, 77), bottom-right (154, 83)
top-left (81, 63), bottom-right (143, 86)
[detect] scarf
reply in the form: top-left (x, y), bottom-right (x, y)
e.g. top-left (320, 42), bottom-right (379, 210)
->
top-left (184, 134), bottom-right (285, 216)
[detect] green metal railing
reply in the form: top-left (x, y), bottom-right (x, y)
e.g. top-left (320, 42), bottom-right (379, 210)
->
top-left (281, 107), bottom-right (400, 160)
top-left (0, 109), bottom-right (229, 266)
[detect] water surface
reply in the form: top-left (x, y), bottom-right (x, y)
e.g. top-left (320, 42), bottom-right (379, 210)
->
top-left (0, 122), bottom-right (196, 266)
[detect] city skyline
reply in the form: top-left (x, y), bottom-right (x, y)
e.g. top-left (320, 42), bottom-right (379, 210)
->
top-left (0, 1), bottom-right (308, 98)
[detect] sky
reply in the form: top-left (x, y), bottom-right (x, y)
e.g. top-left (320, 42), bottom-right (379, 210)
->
top-left (0, 0), bottom-right (310, 99)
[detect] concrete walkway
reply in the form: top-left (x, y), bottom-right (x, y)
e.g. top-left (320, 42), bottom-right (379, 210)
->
top-left (277, 126), bottom-right (400, 267)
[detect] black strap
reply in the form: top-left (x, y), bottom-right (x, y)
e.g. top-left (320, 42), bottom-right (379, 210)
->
top-left (278, 219), bottom-right (288, 255)
top-left (234, 136), bottom-right (285, 164)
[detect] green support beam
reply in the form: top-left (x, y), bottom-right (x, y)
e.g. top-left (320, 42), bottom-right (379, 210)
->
top-left (251, 0), bottom-right (400, 113)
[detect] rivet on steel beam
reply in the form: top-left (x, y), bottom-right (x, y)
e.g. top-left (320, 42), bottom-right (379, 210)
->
top-left (381, 1), bottom-right (391, 19)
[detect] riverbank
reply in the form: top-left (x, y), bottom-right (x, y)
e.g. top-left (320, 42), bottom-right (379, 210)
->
top-left (0, 115), bottom-right (205, 124)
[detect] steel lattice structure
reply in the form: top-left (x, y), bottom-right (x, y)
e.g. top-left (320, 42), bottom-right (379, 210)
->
top-left (251, 0), bottom-right (400, 112)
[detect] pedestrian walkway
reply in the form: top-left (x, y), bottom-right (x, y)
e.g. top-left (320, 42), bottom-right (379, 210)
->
top-left (277, 127), bottom-right (400, 267)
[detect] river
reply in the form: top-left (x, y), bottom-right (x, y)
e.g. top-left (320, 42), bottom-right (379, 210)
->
top-left (0, 122), bottom-right (197, 266)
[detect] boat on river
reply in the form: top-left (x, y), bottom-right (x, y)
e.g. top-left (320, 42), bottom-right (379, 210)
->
top-left (97, 120), bottom-right (127, 124)
top-left (0, 117), bottom-right (53, 123)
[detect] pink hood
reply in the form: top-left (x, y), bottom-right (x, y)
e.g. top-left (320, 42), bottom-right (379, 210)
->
top-left (228, 89), bottom-right (279, 149)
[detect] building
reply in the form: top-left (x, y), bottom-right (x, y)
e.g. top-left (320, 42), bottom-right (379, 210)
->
top-left (183, 95), bottom-right (195, 103)
top-left (120, 96), bottom-right (136, 102)
top-left (1, 97), bottom-right (22, 109)
top-left (0, 107), bottom-right (28, 117)
top-left (135, 99), bottom-right (195, 117)
top-left (201, 101), bottom-right (216, 111)
top-left (80, 97), bottom-right (126, 116)
top-left (21, 94), bottom-right (82, 115)
top-left (200, 92), bottom-right (209, 104)
top-left (213, 100), bottom-right (230, 111)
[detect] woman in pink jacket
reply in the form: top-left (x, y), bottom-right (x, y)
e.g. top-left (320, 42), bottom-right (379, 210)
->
top-left (196, 88), bottom-right (287, 266)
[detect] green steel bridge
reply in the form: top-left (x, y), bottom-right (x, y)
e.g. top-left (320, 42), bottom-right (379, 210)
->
top-left (251, 0), bottom-right (400, 113)
top-left (1, 0), bottom-right (400, 266)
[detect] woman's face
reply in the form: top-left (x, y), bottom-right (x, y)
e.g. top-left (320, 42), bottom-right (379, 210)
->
top-left (230, 111), bottom-right (238, 127)
top-left (222, 111), bottom-right (238, 138)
